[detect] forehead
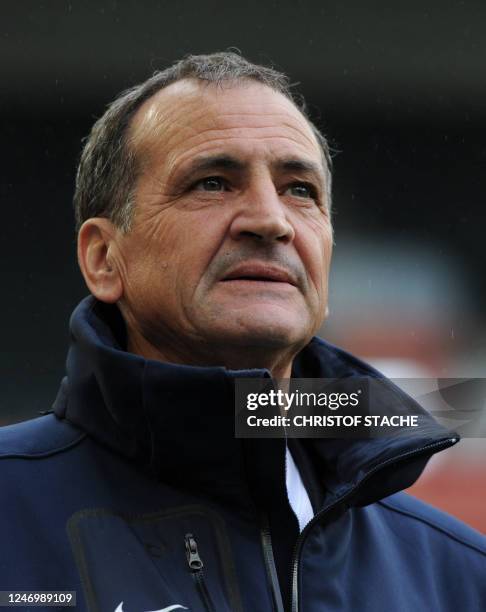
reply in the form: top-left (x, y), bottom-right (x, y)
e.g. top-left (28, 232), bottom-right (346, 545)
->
top-left (129, 79), bottom-right (323, 172)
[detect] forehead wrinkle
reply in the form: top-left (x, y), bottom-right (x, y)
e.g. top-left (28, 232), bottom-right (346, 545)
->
top-left (130, 83), bottom-right (317, 147)
top-left (203, 108), bottom-right (308, 124)
top-left (196, 121), bottom-right (319, 151)
top-left (187, 106), bottom-right (318, 147)
top-left (141, 111), bottom-right (317, 154)
top-left (165, 133), bottom-right (323, 177)
top-left (130, 81), bottom-right (324, 185)
top-left (160, 123), bottom-right (322, 174)
top-left (129, 100), bottom-right (211, 166)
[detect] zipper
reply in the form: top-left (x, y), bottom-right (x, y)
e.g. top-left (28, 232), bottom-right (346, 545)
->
top-left (185, 533), bottom-right (216, 612)
top-left (260, 515), bottom-right (285, 612)
top-left (289, 436), bottom-right (458, 612)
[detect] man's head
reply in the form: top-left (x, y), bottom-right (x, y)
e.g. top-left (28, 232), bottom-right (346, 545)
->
top-left (76, 52), bottom-right (334, 377)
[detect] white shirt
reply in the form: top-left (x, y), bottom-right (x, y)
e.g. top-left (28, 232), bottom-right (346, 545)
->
top-left (285, 444), bottom-right (314, 532)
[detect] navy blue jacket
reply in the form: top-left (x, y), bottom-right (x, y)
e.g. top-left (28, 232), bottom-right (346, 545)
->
top-left (1, 296), bottom-right (485, 612)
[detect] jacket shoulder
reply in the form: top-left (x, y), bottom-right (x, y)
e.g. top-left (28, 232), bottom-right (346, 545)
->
top-left (378, 491), bottom-right (486, 556)
top-left (0, 413), bottom-right (85, 459)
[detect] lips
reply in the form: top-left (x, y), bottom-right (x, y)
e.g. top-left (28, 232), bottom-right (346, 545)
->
top-left (221, 262), bottom-right (298, 286)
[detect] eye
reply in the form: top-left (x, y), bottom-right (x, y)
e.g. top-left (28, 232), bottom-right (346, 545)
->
top-left (285, 182), bottom-right (318, 200)
top-left (194, 176), bottom-right (227, 192)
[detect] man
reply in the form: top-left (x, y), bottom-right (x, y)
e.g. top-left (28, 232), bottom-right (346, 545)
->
top-left (0, 52), bottom-right (484, 612)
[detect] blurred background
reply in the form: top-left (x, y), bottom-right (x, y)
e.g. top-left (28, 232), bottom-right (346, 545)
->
top-left (1, 1), bottom-right (484, 531)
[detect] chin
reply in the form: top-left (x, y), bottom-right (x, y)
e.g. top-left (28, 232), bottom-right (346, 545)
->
top-left (210, 318), bottom-right (309, 350)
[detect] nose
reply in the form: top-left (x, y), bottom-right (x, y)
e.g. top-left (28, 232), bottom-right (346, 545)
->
top-left (229, 178), bottom-right (295, 244)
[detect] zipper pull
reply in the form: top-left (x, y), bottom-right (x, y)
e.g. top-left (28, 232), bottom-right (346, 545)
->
top-left (185, 533), bottom-right (204, 571)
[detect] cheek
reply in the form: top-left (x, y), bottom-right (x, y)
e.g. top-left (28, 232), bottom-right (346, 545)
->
top-left (296, 224), bottom-right (333, 298)
top-left (116, 224), bottom-right (176, 300)
top-left (141, 210), bottom-right (229, 294)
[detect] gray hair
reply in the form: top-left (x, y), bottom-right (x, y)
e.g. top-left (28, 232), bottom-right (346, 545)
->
top-left (74, 51), bottom-right (333, 233)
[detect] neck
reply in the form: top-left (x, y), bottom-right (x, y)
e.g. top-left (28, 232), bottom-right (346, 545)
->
top-left (126, 326), bottom-right (296, 379)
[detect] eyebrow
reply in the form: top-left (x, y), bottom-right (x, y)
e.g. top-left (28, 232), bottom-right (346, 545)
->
top-left (272, 158), bottom-right (324, 180)
top-left (179, 155), bottom-right (245, 177)
top-left (177, 154), bottom-right (324, 181)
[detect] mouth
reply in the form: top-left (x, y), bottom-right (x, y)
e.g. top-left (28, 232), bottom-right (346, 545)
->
top-left (220, 263), bottom-right (298, 287)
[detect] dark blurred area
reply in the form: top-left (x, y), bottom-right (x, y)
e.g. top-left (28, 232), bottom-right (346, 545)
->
top-left (1, 2), bottom-right (485, 530)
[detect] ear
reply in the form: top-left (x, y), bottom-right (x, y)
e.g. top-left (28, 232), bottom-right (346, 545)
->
top-left (77, 218), bottom-right (123, 303)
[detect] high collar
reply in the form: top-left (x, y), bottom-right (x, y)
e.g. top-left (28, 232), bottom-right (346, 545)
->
top-left (53, 296), bottom-right (458, 512)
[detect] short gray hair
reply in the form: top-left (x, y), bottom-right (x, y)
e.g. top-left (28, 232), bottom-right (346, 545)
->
top-left (74, 51), bottom-right (333, 233)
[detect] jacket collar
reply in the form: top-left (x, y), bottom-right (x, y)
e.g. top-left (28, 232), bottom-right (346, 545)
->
top-left (53, 296), bottom-right (458, 512)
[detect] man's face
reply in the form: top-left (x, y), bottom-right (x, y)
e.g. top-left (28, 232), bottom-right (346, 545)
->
top-left (113, 79), bottom-right (333, 366)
